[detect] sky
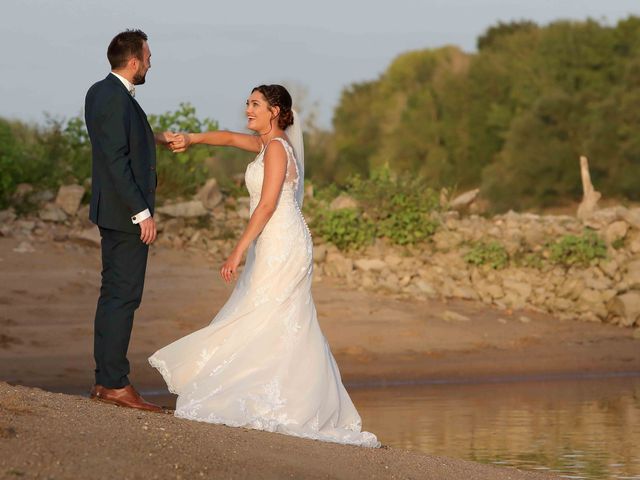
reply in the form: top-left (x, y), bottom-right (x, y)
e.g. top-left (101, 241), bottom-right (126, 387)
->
top-left (1, 0), bottom-right (638, 130)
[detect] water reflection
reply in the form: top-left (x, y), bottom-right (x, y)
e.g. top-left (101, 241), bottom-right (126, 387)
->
top-left (349, 376), bottom-right (640, 480)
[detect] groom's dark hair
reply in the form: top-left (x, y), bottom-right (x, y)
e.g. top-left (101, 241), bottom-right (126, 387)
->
top-left (107, 29), bottom-right (148, 70)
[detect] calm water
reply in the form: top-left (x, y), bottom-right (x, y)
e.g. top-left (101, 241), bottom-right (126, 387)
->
top-left (148, 375), bottom-right (640, 480)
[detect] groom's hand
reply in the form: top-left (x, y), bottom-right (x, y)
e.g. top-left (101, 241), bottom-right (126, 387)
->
top-left (169, 133), bottom-right (191, 153)
top-left (155, 131), bottom-right (176, 149)
top-left (139, 217), bottom-right (157, 245)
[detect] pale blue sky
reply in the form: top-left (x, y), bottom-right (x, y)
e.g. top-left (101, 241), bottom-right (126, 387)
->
top-left (1, 0), bottom-right (638, 129)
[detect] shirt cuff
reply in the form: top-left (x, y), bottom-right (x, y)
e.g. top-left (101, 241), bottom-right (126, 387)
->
top-left (131, 209), bottom-right (151, 224)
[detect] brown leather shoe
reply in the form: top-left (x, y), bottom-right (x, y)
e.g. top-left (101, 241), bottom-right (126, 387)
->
top-left (93, 385), bottom-right (163, 413)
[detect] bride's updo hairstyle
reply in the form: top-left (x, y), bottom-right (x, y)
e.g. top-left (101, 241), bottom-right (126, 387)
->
top-left (252, 84), bottom-right (294, 130)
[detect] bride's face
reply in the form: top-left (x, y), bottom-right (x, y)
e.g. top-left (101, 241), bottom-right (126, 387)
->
top-left (245, 91), bottom-right (274, 132)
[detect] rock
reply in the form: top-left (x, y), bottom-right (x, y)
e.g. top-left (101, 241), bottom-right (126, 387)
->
top-left (620, 208), bottom-right (640, 229)
top-left (442, 310), bottom-right (470, 322)
top-left (16, 220), bottom-right (36, 232)
top-left (608, 292), bottom-right (640, 327)
top-left (70, 227), bottom-right (101, 247)
top-left (30, 189), bottom-right (55, 205)
top-left (0, 209), bottom-right (17, 225)
top-left (354, 258), bottom-right (387, 272)
top-left (157, 201), bottom-right (208, 218)
top-left (502, 279), bottom-right (532, 301)
top-left (305, 183), bottom-right (314, 199)
top-left (556, 278), bottom-right (585, 301)
top-left (39, 203), bottom-right (68, 223)
top-left (236, 206), bottom-right (250, 220)
top-left (313, 244), bottom-right (328, 263)
top-left (519, 316), bottom-right (532, 323)
top-left (13, 241), bottom-right (35, 253)
top-left (55, 184), bottom-right (85, 215)
top-left (329, 194), bottom-right (358, 211)
top-left (383, 254), bottom-right (403, 268)
top-left (474, 280), bottom-right (504, 300)
top-left (413, 280), bottom-right (438, 298)
top-left (604, 221), bottom-right (629, 245)
top-left (450, 286), bottom-right (479, 300)
top-left (582, 206), bottom-right (624, 230)
top-left (449, 188), bottom-right (479, 210)
top-left (623, 259), bottom-right (640, 289)
top-left (324, 252), bottom-right (353, 278)
top-left (598, 259), bottom-right (619, 279)
top-left (196, 178), bottom-right (223, 210)
top-left (12, 183), bottom-right (34, 200)
top-left (432, 230), bottom-right (463, 251)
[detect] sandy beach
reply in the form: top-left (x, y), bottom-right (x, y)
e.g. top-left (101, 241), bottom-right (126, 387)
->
top-left (2, 235), bottom-right (639, 478)
top-left (0, 382), bottom-right (558, 479)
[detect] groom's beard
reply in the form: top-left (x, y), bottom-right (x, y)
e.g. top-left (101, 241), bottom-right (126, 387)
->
top-left (133, 67), bottom-right (147, 85)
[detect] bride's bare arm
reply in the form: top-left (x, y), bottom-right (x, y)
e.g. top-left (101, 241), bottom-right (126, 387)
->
top-left (220, 141), bottom-right (287, 282)
top-left (171, 131), bottom-right (262, 153)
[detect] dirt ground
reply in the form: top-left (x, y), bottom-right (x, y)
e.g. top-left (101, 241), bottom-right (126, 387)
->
top-left (3, 235), bottom-right (639, 479)
top-left (1, 236), bottom-right (639, 394)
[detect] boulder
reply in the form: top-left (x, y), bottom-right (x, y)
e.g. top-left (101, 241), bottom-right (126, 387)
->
top-left (70, 227), bottom-right (101, 248)
top-left (608, 292), bottom-right (640, 327)
top-left (449, 188), bottom-right (480, 210)
top-left (604, 221), bottom-right (629, 245)
top-left (13, 241), bottom-right (35, 253)
top-left (624, 259), bottom-right (640, 289)
top-left (0, 209), bottom-right (16, 225)
top-left (313, 244), bottom-right (328, 263)
top-left (39, 203), bottom-right (68, 223)
top-left (196, 178), bottom-right (223, 210)
top-left (329, 194), bottom-right (358, 211)
top-left (442, 310), bottom-right (470, 322)
top-left (12, 183), bottom-right (34, 200)
top-left (412, 279), bottom-right (438, 298)
top-left (157, 200), bottom-right (208, 218)
top-left (324, 252), bottom-right (353, 278)
top-left (55, 184), bottom-right (85, 215)
top-left (354, 258), bottom-right (387, 272)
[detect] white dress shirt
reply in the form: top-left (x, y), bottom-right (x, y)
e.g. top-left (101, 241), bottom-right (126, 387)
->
top-left (110, 72), bottom-right (150, 225)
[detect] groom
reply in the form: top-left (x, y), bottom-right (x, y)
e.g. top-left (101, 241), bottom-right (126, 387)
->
top-left (85, 29), bottom-right (171, 412)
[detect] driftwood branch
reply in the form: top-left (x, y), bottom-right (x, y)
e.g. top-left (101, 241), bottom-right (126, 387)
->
top-left (576, 155), bottom-right (601, 221)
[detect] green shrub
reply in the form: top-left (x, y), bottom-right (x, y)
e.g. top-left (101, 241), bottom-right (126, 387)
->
top-left (308, 167), bottom-right (441, 250)
top-left (548, 231), bottom-right (607, 267)
top-left (463, 241), bottom-right (509, 269)
top-left (311, 208), bottom-right (376, 250)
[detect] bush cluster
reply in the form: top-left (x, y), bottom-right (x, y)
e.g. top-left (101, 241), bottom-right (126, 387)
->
top-left (308, 168), bottom-right (441, 250)
top-left (463, 230), bottom-right (607, 269)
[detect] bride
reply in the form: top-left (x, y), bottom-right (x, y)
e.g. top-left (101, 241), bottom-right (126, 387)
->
top-left (149, 84), bottom-right (379, 447)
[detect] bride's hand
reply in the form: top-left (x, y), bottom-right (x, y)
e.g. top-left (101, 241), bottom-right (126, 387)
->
top-left (220, 249), bottom-right (242, 283)
top-left (169, 132), bottom-right (192, 153)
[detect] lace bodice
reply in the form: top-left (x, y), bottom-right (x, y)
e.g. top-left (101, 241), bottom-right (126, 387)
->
top-left (245, 137), bottom-right (300, 215)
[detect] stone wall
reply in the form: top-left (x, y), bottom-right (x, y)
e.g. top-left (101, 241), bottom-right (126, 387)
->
top-left (3, 181), bottom-right (640, 328)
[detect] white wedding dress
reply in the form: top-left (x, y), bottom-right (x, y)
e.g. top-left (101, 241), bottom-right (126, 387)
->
top-left (149, 137), bottom-right (379, 447)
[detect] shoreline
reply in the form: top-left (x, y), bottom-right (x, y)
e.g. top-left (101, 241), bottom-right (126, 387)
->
top-left (0, 382), bottom-right (557, 480)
